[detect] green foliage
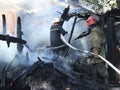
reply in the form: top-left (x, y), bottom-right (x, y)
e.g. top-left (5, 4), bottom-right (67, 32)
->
top-left (117, 1), bottom-right (120, 8)
top-left (85, 0), bottom-right (98, 4)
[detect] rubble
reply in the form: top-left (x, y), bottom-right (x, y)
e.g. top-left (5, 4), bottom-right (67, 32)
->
top-left (0, 48), bottom-right (119, 88)
top-left (24, 58), bottom-right (120, 90)
top-left (0, 56), bottom-right (119, 90)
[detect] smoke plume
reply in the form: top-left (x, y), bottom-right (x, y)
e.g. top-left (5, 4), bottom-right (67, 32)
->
top-left (0, 0), bottom-right (89, 65)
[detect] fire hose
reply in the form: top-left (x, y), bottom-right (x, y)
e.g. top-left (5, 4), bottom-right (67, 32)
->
top-left (61, 34), bottom-right (120, 75)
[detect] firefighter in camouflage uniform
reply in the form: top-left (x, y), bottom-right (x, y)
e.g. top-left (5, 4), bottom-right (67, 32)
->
top-left (75, 16), bottom-right (109, 83)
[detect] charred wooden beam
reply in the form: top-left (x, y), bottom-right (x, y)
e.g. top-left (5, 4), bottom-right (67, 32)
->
top-left (17, 17), bottom-right (23, 53)
top-left (2, 14), bottom-right (6, 34)
top-left (68, 16), bottom-right (77, 43)
top-left (60, 5), bottom-right (70, 25)
top-left (0, 34), bottom-right (26, 47)
top-left (106, 14), bottom-right (118, 82)
top-left (64, 16), bottom-right (77, 57)
top-left (96, 10), bottom-right (120, 82)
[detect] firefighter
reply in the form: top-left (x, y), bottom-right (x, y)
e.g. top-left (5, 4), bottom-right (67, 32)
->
top-left (75, 16), bottom-right (109, 83)
top-left (50, 18), bottom-right (68, 55)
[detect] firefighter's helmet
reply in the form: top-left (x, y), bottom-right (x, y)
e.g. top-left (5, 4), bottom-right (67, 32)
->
top-left (87, 16), bottom-right (97, 26)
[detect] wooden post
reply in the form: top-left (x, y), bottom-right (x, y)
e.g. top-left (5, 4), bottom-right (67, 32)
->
top-left (64, 16), bottom-right (77, 57)
top-left (17, 17), bottom-right (23, 53)
top-left (106, 13), bottom-right (118, 81)
top-left (2, 14), bottom-right (6, 34)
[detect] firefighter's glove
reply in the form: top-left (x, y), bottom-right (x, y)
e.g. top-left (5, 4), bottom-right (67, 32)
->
top-left (64, 31), bottom-right (68, 35)
top-left (63, 31), bottom-right (68, 36)
top-left (74, 37), bottom-right (78, 40)
top-left (74, 38), bottom-right (77, 41)
top-left (74, 35), bottom-right (83, 40)
top-left (92, 48), bottom-right (99, 58)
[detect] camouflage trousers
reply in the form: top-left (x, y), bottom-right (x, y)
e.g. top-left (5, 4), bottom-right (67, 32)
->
top-left (90, 62), bottom-right (109, 83)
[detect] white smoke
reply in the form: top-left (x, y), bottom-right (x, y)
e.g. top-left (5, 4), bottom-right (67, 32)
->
top-left (0, 41), bottom-right (17, 63)
top-left (17, 0), bottom-right (69, 65)
top-left (0, 0), bottom-right (89, 65)
top-left (17, 0), bottom-right (70, 49)
top-left (0, 0), bottom-right (68, 65)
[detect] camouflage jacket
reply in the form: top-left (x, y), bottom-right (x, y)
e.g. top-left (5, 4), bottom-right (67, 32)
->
top-left (87, 24), bottom-right (106, 64)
